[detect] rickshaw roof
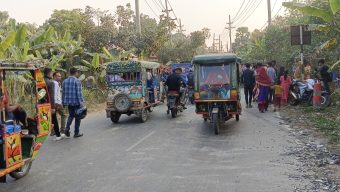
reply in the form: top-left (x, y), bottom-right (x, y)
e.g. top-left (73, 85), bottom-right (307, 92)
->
top-left (0, 61), bottom-right (42, 71)
top-left (192, 53), bottom-right (241, 65)
top-left (106, 60), bottom-right (160, 73)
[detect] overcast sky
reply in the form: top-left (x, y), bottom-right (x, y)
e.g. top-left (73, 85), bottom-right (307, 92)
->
top-left (1, 0), bottom-right (289, 47)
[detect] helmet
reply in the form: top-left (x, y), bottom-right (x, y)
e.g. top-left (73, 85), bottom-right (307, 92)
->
top-left (75, 106), bottom-right (87, 119)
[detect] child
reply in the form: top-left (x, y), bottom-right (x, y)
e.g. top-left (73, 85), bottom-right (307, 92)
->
top-left (273, 80), bottom-right (283, 112)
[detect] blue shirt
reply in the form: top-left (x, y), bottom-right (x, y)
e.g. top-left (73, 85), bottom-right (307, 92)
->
top-left (62, 76), bottom-right (84, 106)
top-left (267, 67), bottom-right (276, 83)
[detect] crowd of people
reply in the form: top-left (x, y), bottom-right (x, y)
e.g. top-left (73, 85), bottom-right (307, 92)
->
top-left (241, 59), bottom-right (334, 113)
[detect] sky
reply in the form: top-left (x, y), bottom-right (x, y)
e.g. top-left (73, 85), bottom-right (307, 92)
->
top-left (1, 0), bottom-right (289, 49)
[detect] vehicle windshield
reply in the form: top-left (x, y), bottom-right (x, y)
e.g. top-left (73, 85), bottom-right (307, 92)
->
top-left (196, 63), bottom-right (236, 100)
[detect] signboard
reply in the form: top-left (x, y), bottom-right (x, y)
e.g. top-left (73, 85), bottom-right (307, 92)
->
top-left (291, 25), bottom-right (311, 45)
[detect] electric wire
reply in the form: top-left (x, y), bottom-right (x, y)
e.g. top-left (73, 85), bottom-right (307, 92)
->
top-left (232, 0), bottom-right (246, 21)
top-left (235, 0), bottom-right (264, 27)
top-left (233, 0), bottom-right (258, 23)
top-left (144, 0), bottom-right (160, 18)
top-left (150, 0), bottom-right (163, 12)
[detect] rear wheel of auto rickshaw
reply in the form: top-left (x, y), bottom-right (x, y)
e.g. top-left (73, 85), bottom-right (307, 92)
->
top-left (110, 113), bottom-right (121, 123)
top-left (171, 108), bottom-right (177, 118)
top-left (9, 161), bottom-right (32, 179)
top-left (140, 109), bottom-right (148, 123)
top-left (212, 113), bottom-right (220, 135)
top-left (236, 114), bottom-right (240, 121)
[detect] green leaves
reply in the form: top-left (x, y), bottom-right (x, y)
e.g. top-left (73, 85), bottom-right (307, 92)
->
top-left (283, 2), bottom-right (333, 23)
top-left (15, 24), bottom-right (27, 48)
top-left (0, 31), bottom-right (15, 57)
top-left (329, 0), bottom-right (340, 15)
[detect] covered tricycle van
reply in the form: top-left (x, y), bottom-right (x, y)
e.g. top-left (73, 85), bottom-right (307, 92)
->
top-left (192, 54), bottom-right (242, 134)
top-left (0, 62), bottom-right (52, 182)
top-left (105, 60), bottom-right (161, 123)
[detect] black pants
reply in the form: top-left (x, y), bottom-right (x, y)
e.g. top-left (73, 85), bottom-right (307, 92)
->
top-left (52, 113), bottom-right (61, 137)
top-left (268, 89), bottom-right (274, 103)
top-left (244, 86), bottom-right (254, 105)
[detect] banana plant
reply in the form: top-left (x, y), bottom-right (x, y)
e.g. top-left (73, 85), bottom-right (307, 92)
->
top-left (283, 0), bottom-right (340, 69)
top-left (0, 31), bottom-right (15, 58)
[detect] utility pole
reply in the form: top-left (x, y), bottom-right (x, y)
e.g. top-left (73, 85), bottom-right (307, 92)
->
top-left (164, 0), bottom-right (173, 36)
top-left (177, 19), bottom-right (185, 33)
top-left (226, 15), bottom-right (235, 52)
top-left (212, 34), bottom-right (220, 53)
top-left (267, 0), bottom-right (272, 26)
top-left (212, 33), bottom-right (215, 52)
top-left (218, 35), bottom-right (221, 52)
top-left (135, 0), bottom-right (141, 35)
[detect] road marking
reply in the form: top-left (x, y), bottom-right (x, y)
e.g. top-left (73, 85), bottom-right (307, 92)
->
top-left (126, 131), bottom-right (155, 152)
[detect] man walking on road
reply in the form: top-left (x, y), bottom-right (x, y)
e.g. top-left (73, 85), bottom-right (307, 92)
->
top-left (53, 71), bottom-right (67, 136)
top-left (242, 63), bottom-right (255, 108)
top-left (62, 67), bottom-right (84, 138)
top-left (44, 68), bottom-right (64, 140)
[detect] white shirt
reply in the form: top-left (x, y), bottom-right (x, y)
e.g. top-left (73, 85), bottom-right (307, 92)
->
top-left (53, 80), bottom-right (62, 105)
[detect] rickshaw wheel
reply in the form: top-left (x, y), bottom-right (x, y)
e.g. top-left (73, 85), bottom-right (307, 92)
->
top-left (140, 109), bottom-right (148, 123)
top-left (236, 114), bottom-right (240, 121)
top-left (203, 118), bottom-right (207, 122)
top-left (9, 161), bottom-right (32, 179)
top-left (110, 113), bottom-right (121, 123)
top-left (212, 113), bottom-right (220, 135)
top-left (171, 108), bottom-right (177, 118)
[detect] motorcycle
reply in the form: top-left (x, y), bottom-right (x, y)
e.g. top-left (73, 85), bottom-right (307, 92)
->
top-left (288, 79), bottom-right (331, 107)
top-left (167, 88), bottom-right (187, 118)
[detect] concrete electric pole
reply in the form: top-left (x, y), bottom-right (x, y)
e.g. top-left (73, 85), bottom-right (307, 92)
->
top-left (267, 0), bottom-right (272, 26)
top-left (135, 0), bottom-right (141, 35)
top-left (226, 15), bottom-right (235, 52)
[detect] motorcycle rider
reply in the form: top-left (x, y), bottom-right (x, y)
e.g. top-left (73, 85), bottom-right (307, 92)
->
top-left (165, 67), bottom-right (187, 109)
top-left (187, 69), bottom-right (194, 88)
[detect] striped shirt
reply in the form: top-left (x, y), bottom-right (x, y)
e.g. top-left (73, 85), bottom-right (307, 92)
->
top-left (62, 76), bottom-right (84, 106)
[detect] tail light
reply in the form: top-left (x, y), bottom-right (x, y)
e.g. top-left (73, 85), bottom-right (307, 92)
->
top-left (194, 92), bottom-right (200, 99)
top-left (230, 89), bottom-right (238, 100)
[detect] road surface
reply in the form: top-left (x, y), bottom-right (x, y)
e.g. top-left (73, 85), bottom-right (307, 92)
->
top-left (1, 101), bottom-right (308, 192)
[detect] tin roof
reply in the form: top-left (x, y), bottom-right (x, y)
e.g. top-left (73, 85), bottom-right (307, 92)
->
top-left (192, 53), bottom-right (241, 65)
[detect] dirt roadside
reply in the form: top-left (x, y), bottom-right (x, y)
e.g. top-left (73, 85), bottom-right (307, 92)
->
top-left (279, 104), bottom-right (340, 192)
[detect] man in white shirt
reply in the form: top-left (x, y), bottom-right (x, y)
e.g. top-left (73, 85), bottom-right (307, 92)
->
top-left (52, 71), bottom-right (67, 138)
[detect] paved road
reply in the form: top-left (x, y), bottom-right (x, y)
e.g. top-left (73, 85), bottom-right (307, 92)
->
top-left (1, 101), bottom-right (307, 192)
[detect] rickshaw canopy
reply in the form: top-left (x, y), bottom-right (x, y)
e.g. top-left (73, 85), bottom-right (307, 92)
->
top-left (192, 53), bottom-right (241, 65)
top-left (106, 60), bottom-right (160, 74)
top-left (0, 61), bottom-right (43, 71)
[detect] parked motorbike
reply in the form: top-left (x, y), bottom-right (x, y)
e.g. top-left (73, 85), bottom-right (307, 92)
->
top-left (288, 79), bottom-right (331, 107)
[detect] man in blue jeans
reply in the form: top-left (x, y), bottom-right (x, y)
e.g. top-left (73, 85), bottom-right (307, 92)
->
top-left (62, 67), bottom-right (84, 138)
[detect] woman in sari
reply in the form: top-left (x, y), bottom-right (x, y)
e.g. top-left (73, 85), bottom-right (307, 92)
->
top-left (255, 66), bottom-right (272, 113)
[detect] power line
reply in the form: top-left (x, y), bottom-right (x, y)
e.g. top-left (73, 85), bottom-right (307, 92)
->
top-left (271, 0), bottom-right (278, 12)
top-left (150, 0), bottom-right (163, 12)
top-left (157, 0), bottom-right (165, 9)
top-left (167, 0), bottom-right (180, 26)
top-left (232, 0), bottom-right (246, 21)
top-left (234, 0), bottom-right (260, 26)
top-left (260, 5), bottom-right (283, 30)
top-left (144, 0), bottom-right (160, 18)
top-left (233, 0), bottom-right (258, 23)
top-left (235, 0), bottom-right (264, 27)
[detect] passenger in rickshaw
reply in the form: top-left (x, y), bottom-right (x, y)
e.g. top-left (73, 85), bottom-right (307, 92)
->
top-left (165, 67), bottom-right (187, 109)
top-left (146, 70), bottom-right (155, 103)
top-left (200, 65), bottom-right (230, 99)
